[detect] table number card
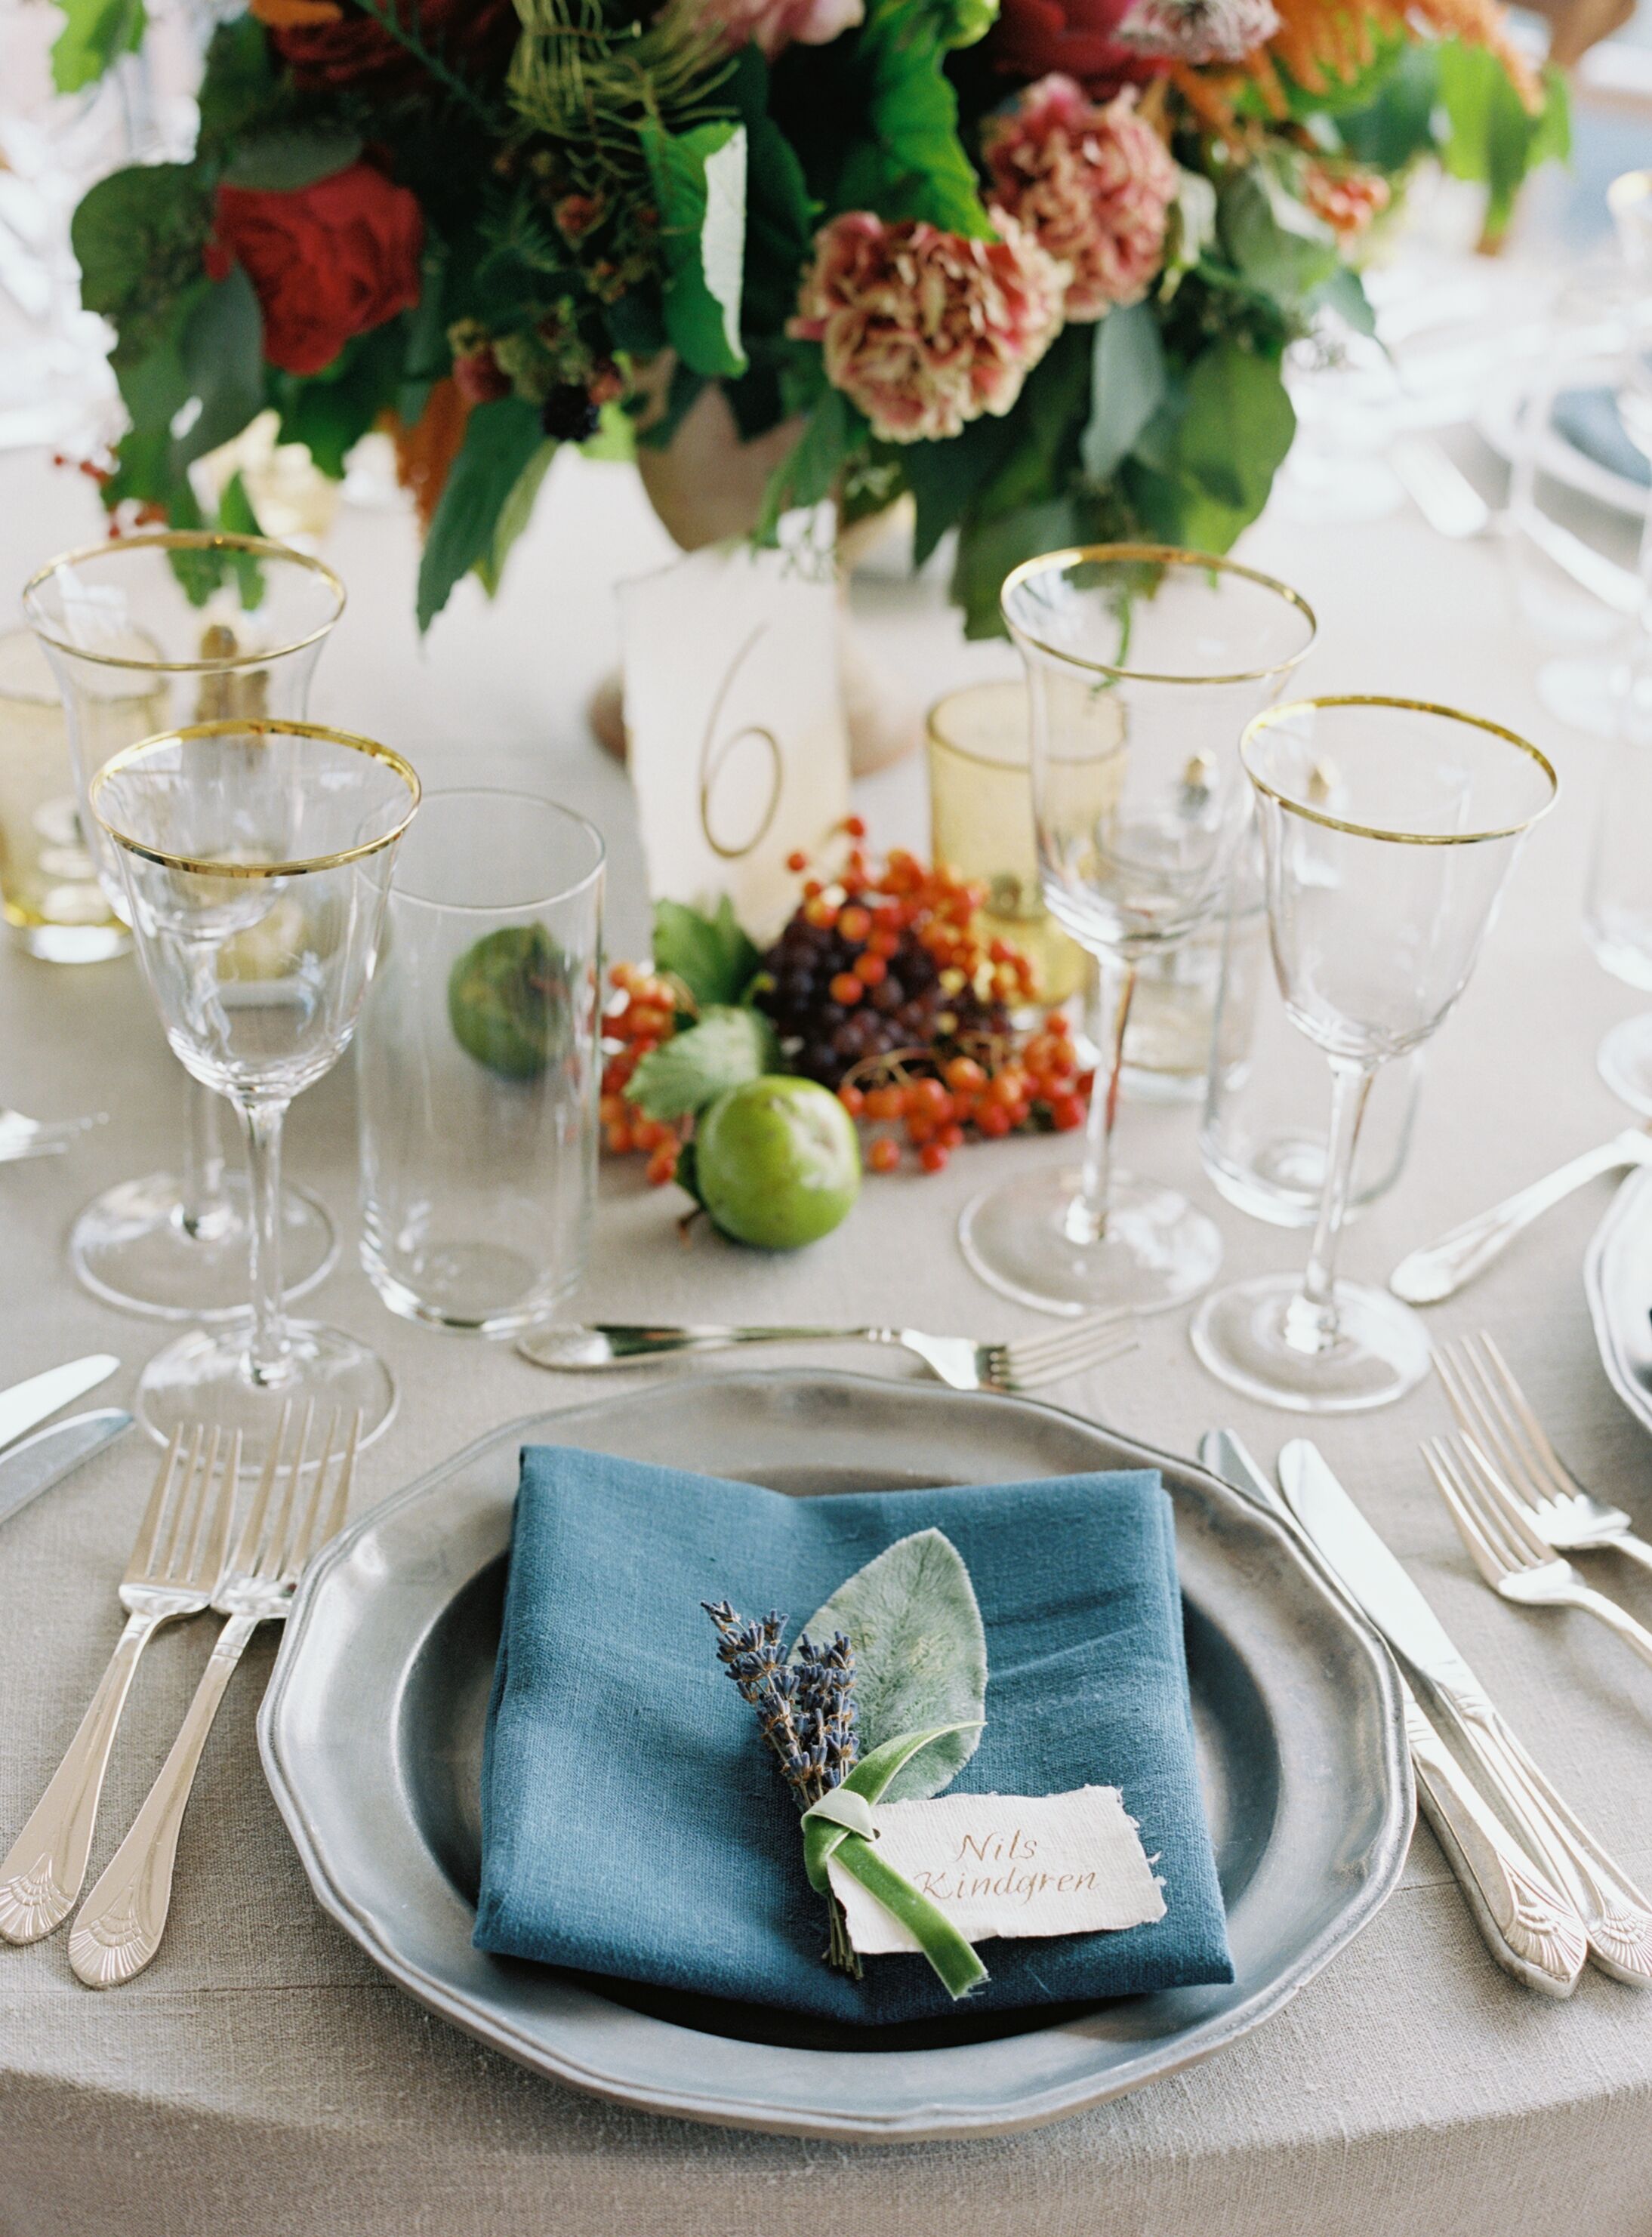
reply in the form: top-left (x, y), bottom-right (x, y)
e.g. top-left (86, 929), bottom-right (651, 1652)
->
top-left (618, 530), bottom-right (850, 941)
top-left (828, 1786), bottom-right (1167, 1954)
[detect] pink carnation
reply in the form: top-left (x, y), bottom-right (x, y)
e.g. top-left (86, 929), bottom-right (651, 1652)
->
top-left (789, 211), bottom-right (1068, 445)
top-left (981, 77), bottom-right (1177, 320)
top-left (694, 0), bottom-right (862, 54)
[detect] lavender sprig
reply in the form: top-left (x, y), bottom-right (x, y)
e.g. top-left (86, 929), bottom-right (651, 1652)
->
top-left (703, 1600), bottom-right (862, 1972)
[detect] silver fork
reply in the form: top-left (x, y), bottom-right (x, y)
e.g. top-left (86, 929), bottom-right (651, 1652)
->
top-left (0, 1425), bottom-right (237, 1943)
top-left (1435, 1333), bottom-right (1652, 1574)
top-left (1423, 1435), bottom-right (1652, 1674)
top-left (516, 1316), bottom-right (1138, 1393)
top-left (68, 1404), bottom-right (357, 1988)
top-left (0, 1105), bottom-right (105, 1164)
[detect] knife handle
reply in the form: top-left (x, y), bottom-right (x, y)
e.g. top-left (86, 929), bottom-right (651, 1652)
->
top-left (1468, 1707), bottom-right (1652, 1987)
top-left (0, 1611), bottom-right (159, 1943)
top-left (1405, 1701), bottom-right (1586, 1997)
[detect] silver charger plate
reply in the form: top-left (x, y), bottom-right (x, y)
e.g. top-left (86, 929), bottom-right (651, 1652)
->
top-left (259, 1371), bottom-right (1410, 2141)
top-left (1586, 1166), bottom-right (1652, 1434)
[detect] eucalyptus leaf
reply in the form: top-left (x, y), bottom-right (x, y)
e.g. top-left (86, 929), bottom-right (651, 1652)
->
top-left (1081, 304), bottom-right (1165, 485)
top-left (797, 1528), bottom-right (987, 1800)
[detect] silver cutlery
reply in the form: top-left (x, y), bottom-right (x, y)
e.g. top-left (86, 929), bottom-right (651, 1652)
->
top-left (1390, 435), bottom-right (1493, 541)
top-left (1435, 1334), bottom-right (1652, 1573)
top-left (0, 1409), bottom-right (133, 1531)
top-left (1202, 1430), bottom-right (1586, 1998)
top-left (69, 1404), bottom-right (357, 1987)
top-left (0, 1354), bottom-right (119, 1453)
top-left (1389, 1128), bottom-right (1652, 1304)
top-left (1281, 1437), bottom-right (1652, 1987)
top-left (1424, 1435), bottom-right (1652, 1675)
top-left (516, 1316), bottom-right (1137, 1394)
top-left (0, 1105), bottom-right (104, 1163)
top-left (0, 1425), bottom-right (237, 1944)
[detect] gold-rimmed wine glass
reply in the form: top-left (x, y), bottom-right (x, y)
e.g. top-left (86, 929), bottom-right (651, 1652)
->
top-left (23, 531), bottom-right (346, 1320)
top-left (91, 719), bottom-right (420, 1463)
top-left (1191, 695), bottom-right (1558, 1413)
top-left (958, 545), bottom-right (1317, 1317)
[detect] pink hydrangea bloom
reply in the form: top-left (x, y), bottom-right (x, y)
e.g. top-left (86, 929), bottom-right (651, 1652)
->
top-left (981, 76), bottom-right (1178, 320)
top-left (695, 0), bottom-right (862, 55)
top-left (789, 211), bottom-right (1068, 445)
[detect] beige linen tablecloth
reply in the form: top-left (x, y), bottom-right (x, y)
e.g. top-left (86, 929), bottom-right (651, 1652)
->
top-left (2, 442), bottom-right (1650, 2237)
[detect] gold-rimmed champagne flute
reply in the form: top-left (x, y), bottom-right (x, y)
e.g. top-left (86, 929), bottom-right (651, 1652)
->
top-left (91, 719), bottom-right (420, 1462)
top-left (23, 532), bottom-right (345, 1319)
top-left (958, 546), bottom-right (1317, 1317)
top-left (1191, 697), bottom-right (1558, 1413)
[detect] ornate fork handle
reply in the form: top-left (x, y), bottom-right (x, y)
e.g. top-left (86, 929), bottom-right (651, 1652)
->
top-left (593, 1324), bottom-right (889, 1357)
top-left (1390, 1133), bottom-right (1652, 1305)
top-left (1599, 1530), bottom-right (1652, 1579)
top-left (1440, 1694), bottom-right (1652, 1986)
top-left (68, 1613), bottom-right (259, 1989)
top-left (1549, 1582), bottom-right (1652, 1670)
top-left (0, 1613), bottom-right (163, 1944)
top-left (1404, 1702), bottom-right (1585, 1996)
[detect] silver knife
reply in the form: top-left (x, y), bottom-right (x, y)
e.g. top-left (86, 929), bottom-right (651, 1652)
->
top-left (0, 1410), bottom-right (134, 1530)
top-left (1200, 1431), bottom-right (1586, 1998)
top-left (0, 1354), bottom-right (119, 1453)
top-left (1281, 1437), bottom-right (1652, 1988)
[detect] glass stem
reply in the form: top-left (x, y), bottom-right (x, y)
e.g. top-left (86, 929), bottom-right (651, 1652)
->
top-left (179, 1077), bottom-right (231, 1237)
top-left (1067, 952), bottom-right (1136, 1246)
top-left (1284, 1056), bottom-right (1376, 1357)
top-left (239, 1099), bottom-right (294, 1386)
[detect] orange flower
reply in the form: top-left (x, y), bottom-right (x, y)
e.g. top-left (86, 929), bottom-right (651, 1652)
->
top-left (386, 377), bottom-right (470, 532)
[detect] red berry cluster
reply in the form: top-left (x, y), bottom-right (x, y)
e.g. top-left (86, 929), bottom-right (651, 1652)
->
top-left (599, 962), bottom-right (685, 1187)
top-left (1300, 160), bottom-right (1391, 240)
top-left (845, 1024), bottom-right (1090, 1177)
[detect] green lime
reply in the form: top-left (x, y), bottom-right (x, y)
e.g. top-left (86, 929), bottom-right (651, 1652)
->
top-left (448, 925), bottom-right (569, 1082)
top-left (693, 1075), bottom-right (861, 1249)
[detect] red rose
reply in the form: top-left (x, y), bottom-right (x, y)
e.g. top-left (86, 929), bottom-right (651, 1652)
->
top-left (206, 163), bottom-right (424, 377)
top-left (985, 0), bottom-right (1170, 96)
top-left (254, 0), bottom-right (518, 92)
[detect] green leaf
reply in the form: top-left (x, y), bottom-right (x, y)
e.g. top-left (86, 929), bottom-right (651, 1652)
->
top-left (51, 0), bottom-right (144, 93)
top-left (1310, 263), bottom-right (1376, 338)
top-left (652, 895), bottom-right (760, 1009)
top-left (1335, 42), bottom-right (1440, 171)
top-left (1218, 168), bottom-right (1339, 309)
top-left (1081, 304), bottom-right (1167, 485)
top-left (1175, 340), bottom-right (1294, 518)
top-left (858, 2), bottom-right (992, 238)
top-left (417, 397), bottom-right (544, 630)
top-left (1121, 457), bottom-right (1245, 553)
top-left (195, 17), bottom-right (278, 159)
top-left (949, 495), bottom-right (1083, 639)
top-left (221, 131), bottom-right (363, 192)
top-left (1438, 45), bottom-right (1569, 242)
top-left (216, 473), bottom-right (267, 606)
top-left (756, 386), bottom-right (857, 541)
top-left (642, 122), bottom-right (749, 378)
top-left (72, 164), bottom-right (208, 355)
top-left (797, 1528), bottom-right (987, 1801)
top-left (626, 1005), bottom-right (778, 1121)
top-left (473, 438), bottom-right (556, 596)
top-left (175, 264), bottom-right (265, 467)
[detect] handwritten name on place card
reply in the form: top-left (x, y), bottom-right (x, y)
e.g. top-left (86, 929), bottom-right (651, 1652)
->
top-left (828, 1786), bottom-right (1166, 1955)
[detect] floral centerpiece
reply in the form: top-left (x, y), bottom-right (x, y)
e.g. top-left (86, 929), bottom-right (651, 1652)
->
top-left (59, 0), bottom-right (1563, 632)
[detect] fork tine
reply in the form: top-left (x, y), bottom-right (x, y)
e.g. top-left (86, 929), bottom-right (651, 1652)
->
top-left (174, 1428), bottom-right (220, 1585)
top-left (254, 1402), bottom-right (311, 1578)
top-left (1458, 1338), bottom-right (1549, 1503)
top-left (1441, 1435), bottom-right (1533, 1573)
top-left (156, 1428), bottom-right (210, 1582)
top-left (997, 1318), bottom-right (1138, 1387)
top-left (201, 1431), bottom-right (242, 1587)
top-left (1003, 1314), bottom-right (1133, 1372)
top-left (318, 1408), bottom-right (361, 1551)
top-left (1422, 1439), bottom-right (1510, 1589)
top-left (279, 1409), bottom-right (337, 1577)
top-left (1455, 1433), bottom-right (1557, 1566)
top-left (129, 1427), bottom-right (185, 1579)
top-left (231, 1401), bottom-right (292, 1574)
top-left (1479, 1333), bottom-right (1582, 1498)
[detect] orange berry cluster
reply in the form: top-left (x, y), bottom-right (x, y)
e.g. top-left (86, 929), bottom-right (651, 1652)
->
top-left (842, 1022), bottom-right (1091, 1177)
top-left (1300, 160), bottom-right (1391, 240)
top-left (600, 962), bottom-right (686, 1187)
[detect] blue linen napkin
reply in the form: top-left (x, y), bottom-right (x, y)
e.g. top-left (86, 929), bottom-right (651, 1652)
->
top-left (474, 1447), bottom-right (1232, 2024)
top-left (1552, 387), bottom-right (1651, 490)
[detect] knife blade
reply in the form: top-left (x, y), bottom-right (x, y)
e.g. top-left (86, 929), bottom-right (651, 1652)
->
top-left (0, 1410), bottom-right (133, 1530)
top-left (0, 1354), bottom-right (119, 1454)
top-left (1280, 1437), bottom-right (1652, 1988)
top-left (1200, 1431), bottom-right (1586, 1997)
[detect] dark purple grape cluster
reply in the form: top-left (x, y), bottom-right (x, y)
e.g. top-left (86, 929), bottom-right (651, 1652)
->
top-left (754, 911), bottom-right (1008, 1089)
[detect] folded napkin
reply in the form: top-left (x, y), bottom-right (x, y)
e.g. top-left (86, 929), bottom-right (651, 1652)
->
top-left (475, 1447), bottom-right (1232, 2025)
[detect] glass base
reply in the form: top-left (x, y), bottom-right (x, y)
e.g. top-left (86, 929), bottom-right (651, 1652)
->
top-left (1598, 1012), bottom-right (1652, 1119)
top-left (364, 1240), bottom-right (576, 1336)
top-left (1190, 1272), bottom-right (1431, 1413)
top-left (135, 1321), bottom-right (396, 1471)
top-left (958, 1166), bottom-right (1222, 1317)
top-left (70, 1169), bottom-right (337, 1320)
top-left (8, 919), bottom-right (131, 963)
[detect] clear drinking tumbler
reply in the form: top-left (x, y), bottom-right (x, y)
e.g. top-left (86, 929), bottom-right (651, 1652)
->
top-left (357, 788), bottom-right (604, 1334)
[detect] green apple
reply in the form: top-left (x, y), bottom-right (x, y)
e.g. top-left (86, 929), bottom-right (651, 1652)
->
top-left (692, 1075), bottom-right (861, 1249)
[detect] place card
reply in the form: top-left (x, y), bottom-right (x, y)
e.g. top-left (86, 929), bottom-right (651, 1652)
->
top-left (828, 1786), bottom-right (1166, 1953)
top-left (618, 525), bottom-right (850, 941)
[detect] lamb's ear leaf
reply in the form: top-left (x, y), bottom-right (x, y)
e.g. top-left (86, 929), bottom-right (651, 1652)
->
top-left (797, 1530), bottom-right (986, 1799)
